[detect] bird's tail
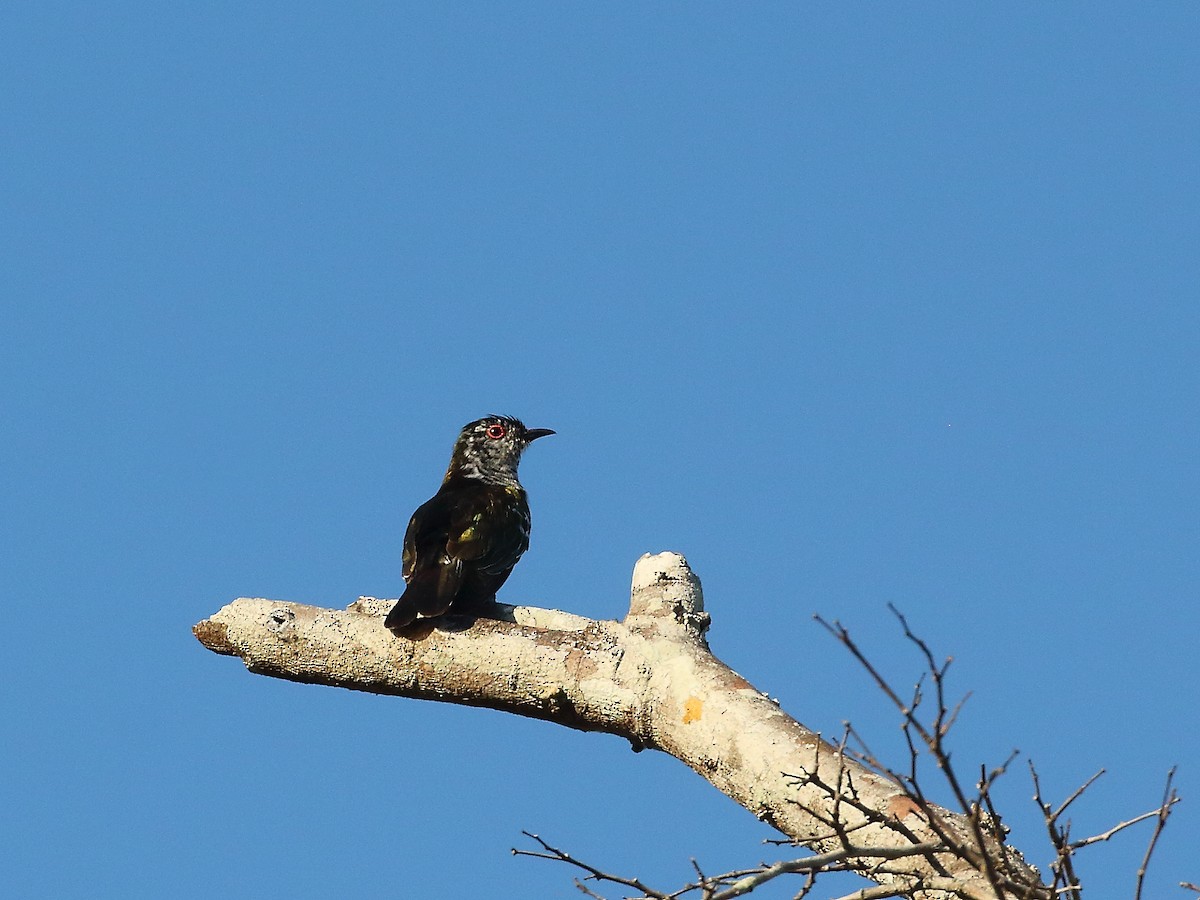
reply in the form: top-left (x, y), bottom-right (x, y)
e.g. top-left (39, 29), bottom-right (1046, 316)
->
top-left (384, 561), bottom-right (462, 630)
top-left (383, 589), bottom-right (421, 630)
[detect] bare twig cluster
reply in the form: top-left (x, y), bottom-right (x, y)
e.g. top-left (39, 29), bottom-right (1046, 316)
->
top-left (816, 606), bottom-right (1180, 899)
top-left (809, 605), bottom-right (1028, 898)
top-left (1029, 763), bottom-right (1181, 899)
top-left (516, 606), bottom-right (1183, 899)
top-left (514, 829), bottom-right (944, 900)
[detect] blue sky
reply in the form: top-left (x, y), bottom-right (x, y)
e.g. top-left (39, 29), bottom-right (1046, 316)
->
top-left (4, 4), bottom-right (1197, 897)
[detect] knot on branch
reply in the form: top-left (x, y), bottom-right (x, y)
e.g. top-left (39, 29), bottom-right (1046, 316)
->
top-left (538, 684), bottom-right (574, 716)
top-left (625, 552), bottom-right (710, 639)
top-left (266, 606), bottom-right (299, 642)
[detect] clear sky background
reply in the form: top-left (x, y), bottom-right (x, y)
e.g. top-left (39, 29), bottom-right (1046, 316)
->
top-left (4, 4), bottom-right (1197, 898)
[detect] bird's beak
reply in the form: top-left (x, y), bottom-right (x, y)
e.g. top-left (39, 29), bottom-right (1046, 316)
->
top-left (524, 427), bottom-right (555, 442)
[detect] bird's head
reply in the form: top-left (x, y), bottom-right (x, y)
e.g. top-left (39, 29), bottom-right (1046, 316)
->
top-left (445, 415), bottom-right (554, 485)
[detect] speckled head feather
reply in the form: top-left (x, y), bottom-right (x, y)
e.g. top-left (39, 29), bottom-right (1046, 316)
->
top-left (444, 415), bottom-right (555, 486)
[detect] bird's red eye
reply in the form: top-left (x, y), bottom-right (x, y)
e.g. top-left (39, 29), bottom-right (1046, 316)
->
top-left (485, 423), bottom-right (506, 439)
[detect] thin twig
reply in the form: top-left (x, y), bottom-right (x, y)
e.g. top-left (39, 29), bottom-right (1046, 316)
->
top-left (706, 842), bottom-right (944, 900)
top-left (1029, 762), bottom-right (1081, 899)
top-left (1052, 769), bottom-right (1105, 822)
top-left (513, 831), bottom-right (671, 899)
top-left (1069, 807), bottom-right (1172, 850)
top-left (1134, 767), bottom-right (1178, 900)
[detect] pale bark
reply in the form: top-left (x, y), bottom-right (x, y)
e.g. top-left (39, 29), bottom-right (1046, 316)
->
top-left (194, 552), bottom-right (1045, 899)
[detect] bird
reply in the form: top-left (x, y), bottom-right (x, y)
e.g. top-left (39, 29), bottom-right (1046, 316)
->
top-left (384, 415), bottom-right (554, 632)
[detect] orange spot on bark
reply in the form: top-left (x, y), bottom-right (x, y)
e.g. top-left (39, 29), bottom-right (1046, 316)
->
top-left (682, 697), bottom-right (703, 724)
top-left (887, 795), bottom-right (925, 821)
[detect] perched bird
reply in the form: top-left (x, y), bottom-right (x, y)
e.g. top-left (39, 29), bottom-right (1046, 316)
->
top-left (384, 415), bottom-right (554, 631)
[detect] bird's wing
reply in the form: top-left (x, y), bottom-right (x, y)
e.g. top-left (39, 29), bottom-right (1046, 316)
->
top-left (452, 489), bottom-right (531, 575)
top-left (406, 483), bottom-right (530, 578)
top-left (444, 515), bottom-right (490, 563)
top-left (402, 491), bottom-right (455, 581)
top-left (404, 483), bottom-right (497, 573)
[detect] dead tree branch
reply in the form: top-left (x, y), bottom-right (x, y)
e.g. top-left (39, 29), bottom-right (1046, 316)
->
top-left (194, 551), bottom-right (1046, 898)
top-left (509, 597), bottom-right (1186, 899)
